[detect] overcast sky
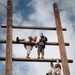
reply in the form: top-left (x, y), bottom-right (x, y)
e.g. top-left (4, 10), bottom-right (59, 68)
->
top-left (0, 0), bottom-right (75, 75)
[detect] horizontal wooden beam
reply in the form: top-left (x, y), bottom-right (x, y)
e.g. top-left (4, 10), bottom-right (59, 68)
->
top-left (0, 74), bottom-right (20, 75)
top-left (1, 25), bottom-right (67, 31)
top-left (0, 74), bottom-right (18, 75)
top-left (0, 40), bottom-right (69, 46)
top-left (0, 57), bottom-right (73, 63)
top-left (0, 74), bottom-right (15, 75)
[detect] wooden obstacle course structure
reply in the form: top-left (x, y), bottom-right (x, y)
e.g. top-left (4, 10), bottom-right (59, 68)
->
top-left (0, 0), bottom-right (73, 75)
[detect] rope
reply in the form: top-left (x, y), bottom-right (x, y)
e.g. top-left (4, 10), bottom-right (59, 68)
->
top-left (0, 3), bottom-right (8, 9)
top-left (59, 7), bottom-right (75, 11)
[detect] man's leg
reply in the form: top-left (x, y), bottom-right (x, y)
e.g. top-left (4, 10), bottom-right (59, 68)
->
top-left (26, 46), bottom-right (32, 58)
top-left (26, 49), bottom-right (31, 58)
top-left (37, 53), bottom-right (40, 59)
top-left (16, 37), bottom-right (19, 42)
top-left (16, 37), bottom-right (26, 42)
top-left (41, 48), bottom-right (44, 59)
top-left (37, 46), bottom-right (41, 59)
top-left (26, 54), bottom-right (30, 58)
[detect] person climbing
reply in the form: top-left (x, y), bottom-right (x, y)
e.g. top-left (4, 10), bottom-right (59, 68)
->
top-left (16, 36), bottom-right (37, 58)
top-left (46, 59), bottom-right (61, 75)
top-left (51, 59), bottom-right (62, 75)
top-left (37, 33), bottom-right (47, 59)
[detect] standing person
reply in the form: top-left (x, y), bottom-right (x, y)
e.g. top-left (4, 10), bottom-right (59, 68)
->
top-left (51, 59), bottom-right (62, 75)
top-left (16, 36), bottom-right (37, 58)
top-left (37, 33), bottom-right (47, 59)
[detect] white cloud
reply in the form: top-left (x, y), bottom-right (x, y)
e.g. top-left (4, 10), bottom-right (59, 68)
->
top-left (28, 0), bottom-right (55, 26)
top-left (13, 12), bottom-right (23, 25)
top-left (0, 0), bottom-right (75, 75)
top-left (13, 0), bottom-right (19, 7)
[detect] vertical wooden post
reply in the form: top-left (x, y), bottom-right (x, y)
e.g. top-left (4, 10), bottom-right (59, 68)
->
top-left (6, 0), bottom-right (12, 75)
top-left (53, 3), bottom-right (70, 75)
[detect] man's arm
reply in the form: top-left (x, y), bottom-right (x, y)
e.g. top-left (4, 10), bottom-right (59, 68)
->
top-left (51, 62), bottom-right (55, 69)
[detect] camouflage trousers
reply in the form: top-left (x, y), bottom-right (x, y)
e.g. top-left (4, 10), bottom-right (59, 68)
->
top-left (37, 45), bottom-right (45, 55)
top-left (24, 44), bottom-right (33, 55)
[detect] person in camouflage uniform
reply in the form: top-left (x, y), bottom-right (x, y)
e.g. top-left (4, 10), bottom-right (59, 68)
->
top-left (16, 36), bottom-right (37, 58)
top-left (51, 59), bottom-right (61, 75)
top-left (37, 33), bottom-right (47, 59)
top-left (46, 59), bottom-right (61, 75)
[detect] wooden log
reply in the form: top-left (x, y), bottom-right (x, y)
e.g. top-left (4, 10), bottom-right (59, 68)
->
top-left (53, 3), bottom-right (70, 75)
top-left (0, 57), bottom-right (73, 63)
top-left (1, 25), bottom-right (67, 31)
top-left (0, 74), bottom-right (20, 75)
top-left (0, 40), bottom-right (69, 46)
top-left (6, 0), bottom-right (12, 75)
